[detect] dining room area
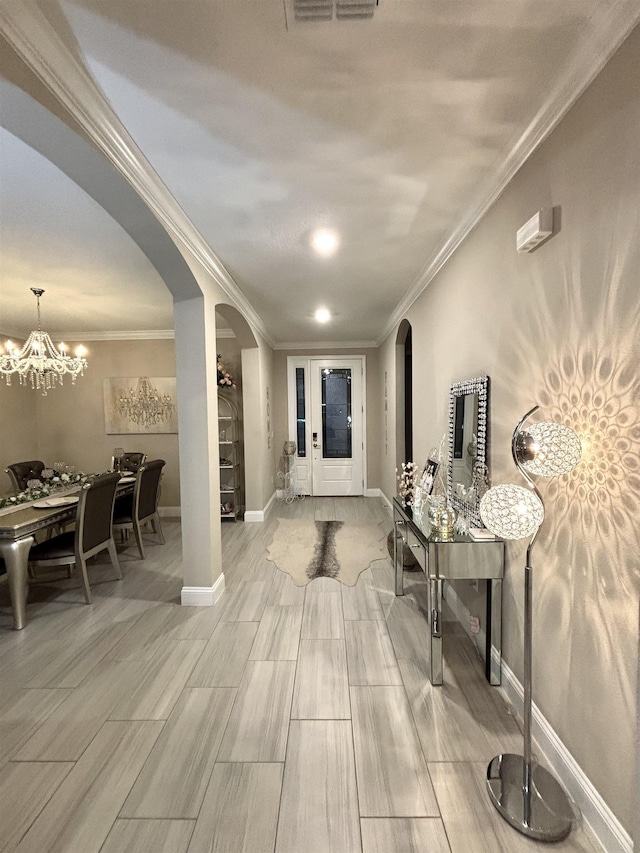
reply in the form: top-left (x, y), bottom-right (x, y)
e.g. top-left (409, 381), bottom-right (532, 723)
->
top-left (0, 316), bottom-right (183, 618)
top-left (0, 453), bottom-right (167, 630)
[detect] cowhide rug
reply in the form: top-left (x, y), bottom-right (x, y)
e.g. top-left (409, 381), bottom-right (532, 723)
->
top-left (266, 519), bottom-right (387, 587)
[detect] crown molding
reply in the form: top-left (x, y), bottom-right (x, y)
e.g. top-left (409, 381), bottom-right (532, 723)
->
top-left (274, 340), bottom-right (378, 351)
top-left (378, 2), bottom-right (640, 345)
top-left (48, 329), bottom-right (175, 341)
top-left (0, 1), bottom-right (274, 349)
top-left (44, 328), bottom-right (237, 342)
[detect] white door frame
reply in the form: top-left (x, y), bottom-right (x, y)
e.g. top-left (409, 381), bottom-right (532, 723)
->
top-left (287, 355), bottom-right (367, 496)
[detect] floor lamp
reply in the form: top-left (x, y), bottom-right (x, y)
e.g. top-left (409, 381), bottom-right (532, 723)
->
top-left (479, 406), bottom-right (582, 842)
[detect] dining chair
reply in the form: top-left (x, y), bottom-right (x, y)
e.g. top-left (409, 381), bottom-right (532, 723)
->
top-left (27, 471), bottom-right (122, 604)
top-left (111, 452), bottom-right (147, 473)
top-left (113, 459), bottom-right (165, 559)
top-left (5, 460), bottom-right (45, 491)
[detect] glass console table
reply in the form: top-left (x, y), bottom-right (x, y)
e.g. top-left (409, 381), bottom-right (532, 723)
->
top-left (393, 497), bottom-right (504, 686)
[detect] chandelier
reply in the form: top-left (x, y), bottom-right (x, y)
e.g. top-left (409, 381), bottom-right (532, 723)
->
top-left (117, 377), bottom-right (175, 427)
top-left (0, 288), bottom-right (88, 396)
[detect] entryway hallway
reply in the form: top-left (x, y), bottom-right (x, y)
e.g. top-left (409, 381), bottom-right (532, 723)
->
top-left (0, 498), bottom-right (597, 852)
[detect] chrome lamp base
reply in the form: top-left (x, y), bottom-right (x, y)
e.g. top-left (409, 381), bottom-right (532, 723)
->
top-left (487, 754), bottom-right (573, 842)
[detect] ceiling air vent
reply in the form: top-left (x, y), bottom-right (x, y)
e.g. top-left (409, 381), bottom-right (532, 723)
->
top-left (290, 0), bottom-right (377, 24)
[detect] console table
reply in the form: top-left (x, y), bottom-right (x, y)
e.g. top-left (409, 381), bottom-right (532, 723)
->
top-left (393, 497), bottom-right (504, 686)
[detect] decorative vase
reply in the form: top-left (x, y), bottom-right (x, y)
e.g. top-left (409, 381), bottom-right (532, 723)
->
top-left (431, 503), bottom-right (456, 542)
top-left (427, 495), bottom-right (445, 530)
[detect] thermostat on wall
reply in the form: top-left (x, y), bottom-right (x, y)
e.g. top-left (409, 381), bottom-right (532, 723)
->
top-left (516, 208), bottom-right (553, 252)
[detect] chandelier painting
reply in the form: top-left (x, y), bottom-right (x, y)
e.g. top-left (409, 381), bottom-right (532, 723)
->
top-left (117, 377), bottom-right (175, 427)
top-left (0, 288), bottom-right (87, 395)
top-left (104, 377), bottom-right (178, 434)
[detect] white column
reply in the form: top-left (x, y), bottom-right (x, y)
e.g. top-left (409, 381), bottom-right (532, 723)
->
top-left (174, 295), bottom-right (223, 605)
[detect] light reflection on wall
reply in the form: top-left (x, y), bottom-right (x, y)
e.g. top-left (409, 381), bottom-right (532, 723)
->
top-left (502, 245), bottom-right (640, 829)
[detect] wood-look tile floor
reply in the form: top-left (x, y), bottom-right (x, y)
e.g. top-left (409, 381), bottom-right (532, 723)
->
top-left (0, 498), bottom-right (599, 853)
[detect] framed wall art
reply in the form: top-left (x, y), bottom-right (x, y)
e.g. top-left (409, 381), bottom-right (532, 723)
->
top-left (104, 377), bottom-right (178, 434)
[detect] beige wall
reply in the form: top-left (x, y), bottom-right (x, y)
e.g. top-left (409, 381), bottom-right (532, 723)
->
top-left (0, 369), bottom-right (39, 491)
top-left (380, 27), bottom-right (639, 833)
top-left (0, 366), bottom-right (42, 486)
top-left (1, 339), bottom-right (180, 506)
top-left (273, 347), bottom-right (381, 492)
top-left (255, 334), bottom-right (277, 509)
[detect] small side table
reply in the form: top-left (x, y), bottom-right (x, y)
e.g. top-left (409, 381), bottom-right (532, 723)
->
top-left (393, 497), bottom-right (504, 686)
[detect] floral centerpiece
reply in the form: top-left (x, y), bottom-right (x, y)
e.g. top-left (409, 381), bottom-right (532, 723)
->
top-left (0, 470), bottom-right (90, 510)
top-left (396, 461), bottom-right (419, 506)
top-left (217, 355), bottom-right (236, 389)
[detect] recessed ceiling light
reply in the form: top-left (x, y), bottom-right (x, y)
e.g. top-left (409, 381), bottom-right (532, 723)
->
top-left (311, 228), bottom-right (339, 257)
top-left (315, 307), bottom-right (331, 324)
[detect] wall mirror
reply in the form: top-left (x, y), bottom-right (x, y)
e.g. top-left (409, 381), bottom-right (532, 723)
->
top-left (447, 375), bottom-right (489, 527)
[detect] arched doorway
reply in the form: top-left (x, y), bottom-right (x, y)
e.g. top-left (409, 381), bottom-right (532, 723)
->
top-left (1, 73), bottom-right (221, 603)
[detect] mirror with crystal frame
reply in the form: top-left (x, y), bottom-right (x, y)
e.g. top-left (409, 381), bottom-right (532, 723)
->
top-left (447, 376), bottom-right (489, 527)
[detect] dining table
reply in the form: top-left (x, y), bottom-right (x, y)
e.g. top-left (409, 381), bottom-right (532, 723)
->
top-left (0, 477), bottom-right (135, 630)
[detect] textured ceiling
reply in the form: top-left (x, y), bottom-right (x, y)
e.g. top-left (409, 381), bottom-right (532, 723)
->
top-left (0, 1), bottom-right (638, 344)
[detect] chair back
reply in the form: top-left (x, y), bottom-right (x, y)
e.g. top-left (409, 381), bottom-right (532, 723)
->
top-left (6, 460), bottom-right (45, 491)
top-left (134, 459), bottom-right (165, 522)
top-left (77, 472), bottom-right (121, 555)
top-left (111, 452), bottom-right (147, 473)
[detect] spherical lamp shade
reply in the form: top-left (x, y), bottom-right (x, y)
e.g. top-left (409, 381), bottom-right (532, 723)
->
top-left (519, 422), bottom-right (581, 477)
top-left (479, 484), bottom-right (544, 540)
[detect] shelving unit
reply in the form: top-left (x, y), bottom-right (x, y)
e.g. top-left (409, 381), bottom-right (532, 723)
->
top-left (218, 394), bottom-right (242, 521)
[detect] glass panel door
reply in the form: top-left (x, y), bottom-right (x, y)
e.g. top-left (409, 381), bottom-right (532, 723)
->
top-left (321, 368), bottom-right (352, 458)
top-left (296, 367), bottom-right (306, 457)
top-left (287, 356), bottom-right (364, 497)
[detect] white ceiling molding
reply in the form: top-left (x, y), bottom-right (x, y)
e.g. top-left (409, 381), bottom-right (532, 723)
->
top-left (216, 329), bottom-right (237, 339)
top-left (47, 329), bottom-right (175, 341)
top-left (378, 2), bottom-right (640, 346)
top-left (274, 340), bottom-right (378, 351)
top-left (0, 1), bottom-right (275, 349)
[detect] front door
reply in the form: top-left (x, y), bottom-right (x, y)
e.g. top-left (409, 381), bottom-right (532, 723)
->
top-left (287, 357), bottom-right (365, 497)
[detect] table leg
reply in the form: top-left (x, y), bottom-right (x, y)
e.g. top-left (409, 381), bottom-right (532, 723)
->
top-left (394, 519), bottom-right (404, 596)
top-left (486, 578), bottom-right (502, 685)
top-left (0, 536), bottom-right (34, 630)
top-left (429, 576), bottom-right (443, 685)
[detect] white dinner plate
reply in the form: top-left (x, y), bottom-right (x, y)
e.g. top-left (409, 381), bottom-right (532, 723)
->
top-left (32, 496), bottom-right (79, 509)
top-left (119, 476), bottom-right (136, 483)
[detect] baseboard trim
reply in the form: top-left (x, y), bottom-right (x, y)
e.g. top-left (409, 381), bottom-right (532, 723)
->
top-left (181, 573), bottom-right (225, 606)
top-left (159, 506), bottom-right (181, 518)
top-left (378, 490), bottom-right (393, 511)
top-left (364, 487), bottom-right (380, 498)
top-left (244, 490), bottom-right (276, 523)
top-left (264, 490), bottom-right (276, 516)
top-left (499, 661), bottom-right (631, 853)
